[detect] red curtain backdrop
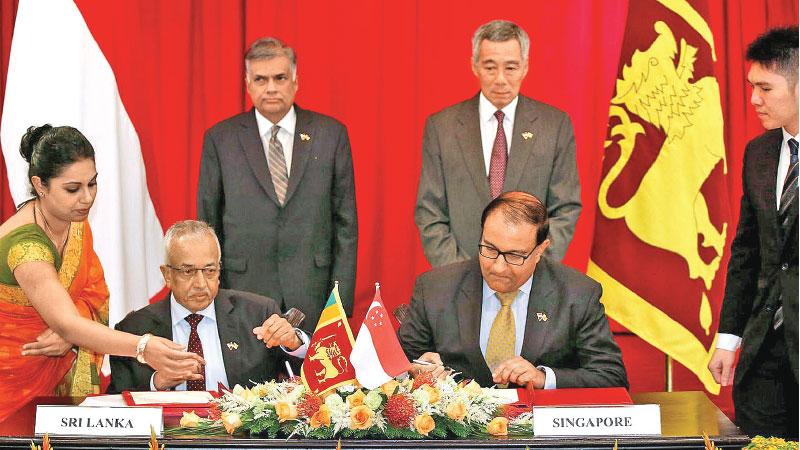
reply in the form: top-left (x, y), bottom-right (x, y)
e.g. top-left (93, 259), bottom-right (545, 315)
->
top-left (0, 0), bottom-right (796, 417)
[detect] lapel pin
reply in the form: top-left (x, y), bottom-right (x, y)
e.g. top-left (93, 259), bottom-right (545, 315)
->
top-left (536, 312), bottom-right (548, 322)
top-left (226, 341), bottom-right (239, 350)
top-left (300, 133), bottom-right (311, 141)
top-left (522, 131), bottom-right (533, 140)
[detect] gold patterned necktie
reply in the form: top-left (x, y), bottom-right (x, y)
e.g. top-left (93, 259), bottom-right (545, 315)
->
top-left (485, 290), bottom-right (518, 373)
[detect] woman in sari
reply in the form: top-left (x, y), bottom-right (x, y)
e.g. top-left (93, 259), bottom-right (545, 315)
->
top-left (0, 125), bottom-right (205, 423)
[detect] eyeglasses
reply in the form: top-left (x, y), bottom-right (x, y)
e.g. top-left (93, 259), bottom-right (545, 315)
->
top-left (166, 264), bottom-right (222, 280)
top-left (478, 244), bottom-right (536, 266)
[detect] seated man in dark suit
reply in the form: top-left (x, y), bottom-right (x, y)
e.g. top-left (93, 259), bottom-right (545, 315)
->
top-left (109, 220), bottom-right (308, 392)
top-left (399, 191), bottom-right (627, 389)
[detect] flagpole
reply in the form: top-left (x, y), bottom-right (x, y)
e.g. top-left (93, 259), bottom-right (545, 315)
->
top-left (665, 355), bottom-right (673, 392)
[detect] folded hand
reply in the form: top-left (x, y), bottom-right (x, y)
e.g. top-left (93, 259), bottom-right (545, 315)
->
top-left (21, 328), bottom-right (72, 357)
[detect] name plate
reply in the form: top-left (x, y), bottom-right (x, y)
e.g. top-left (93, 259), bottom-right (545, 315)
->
top-left (35, 406), bottom-right (163, 437)
top-left (533, 404), bottom-right (660, 436)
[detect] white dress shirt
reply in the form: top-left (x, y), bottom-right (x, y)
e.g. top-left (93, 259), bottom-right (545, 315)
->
top-left (150, 295), bottom-right (309, 390)
top-left (716, 127), bottom-right (799, 352)
top-left (478, 93), bottom-right (517, 176)
top-left (255, 106), bottom-right (296, 177)
top-left (480, 276), bottom-right (556, 389)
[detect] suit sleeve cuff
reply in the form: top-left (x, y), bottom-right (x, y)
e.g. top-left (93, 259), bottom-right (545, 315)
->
top-left (538, 366), bottom-right (557, 389)
top-left (282, 328), bottom-right (309, 358)
top-left (716, 333), bottom-right (742, 351)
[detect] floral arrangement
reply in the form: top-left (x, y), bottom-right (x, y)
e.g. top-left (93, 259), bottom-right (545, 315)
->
top-left (171, 373), bottom-right (533, 439)
top-left (744, 436), bottom-right (799, 450)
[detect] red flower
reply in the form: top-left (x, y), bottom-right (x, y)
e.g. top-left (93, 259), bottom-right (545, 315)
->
top-left (412, 372), bottom-right (434, 390)
top-left (207, 404), bottom-right (222, 421)
top-left (297, 393), bottom-right (323, 418)
top-left (384, 394), bottom-right (416, 428)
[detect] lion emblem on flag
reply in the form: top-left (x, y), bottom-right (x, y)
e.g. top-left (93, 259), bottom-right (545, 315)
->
top-left (599, 20), bottom-right (728, 300)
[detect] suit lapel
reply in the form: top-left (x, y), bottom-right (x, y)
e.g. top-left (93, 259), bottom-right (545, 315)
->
top-left (214, 294), bottom-right (242, 388)
top-left (504, 97), bottom-right (540, 191)
top-left (759, 131), bottom-right (783, 246)
top-left (285, 105), bottom-right (314, 205)
top-left (457, 261), bottom-right (492, 382)
top-left (456, 96), bottom-right (491, 201)
top-left (520, 259), bottom-right (555, 365)
top-left (148, 297), bottom-right (174, 340)
top-left (238, 109), bottom-right (280, 205)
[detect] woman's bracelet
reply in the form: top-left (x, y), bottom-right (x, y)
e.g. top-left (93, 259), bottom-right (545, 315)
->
top-left (136, 333), bottom-right (153, 364)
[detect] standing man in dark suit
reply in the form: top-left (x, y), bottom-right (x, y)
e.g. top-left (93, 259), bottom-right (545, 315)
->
top-left (109, 221), bottom-right (308, 392)
top-left (708, 27), bottom-right (798, 440)
top-left (400, 192), bottom-right (626, 389)
top-left (415, 20), bottom-right (580, 267)
top-left (198, 38), bottom-right (357, 330)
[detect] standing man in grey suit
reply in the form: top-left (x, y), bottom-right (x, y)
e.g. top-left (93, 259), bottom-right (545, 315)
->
top-left (198, 38), bottom-right (358, 330)
top-left (415, 20), bottom-right (580, 267)
top-left (109, 221), bottom-right (308, 392)
top-left (708, 27), bottom-right (798, 440)
top-left (400, 192), bottom-right (626, 389)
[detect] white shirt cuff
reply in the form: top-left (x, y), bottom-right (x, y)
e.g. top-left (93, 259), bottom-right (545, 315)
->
top-left (282, 328), bottom-right (309, 358)
top-left (149, 372), bottom-right (158, 391)
top-left (538, 365), bottom-right (557, 389)
top-left (716, 333), bottom-right (742, 351)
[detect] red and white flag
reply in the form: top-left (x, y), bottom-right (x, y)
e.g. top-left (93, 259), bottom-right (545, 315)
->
top-left (350, 284), bottom-right (411, 389)
top-left (0, 0), bottom-right (165, 333)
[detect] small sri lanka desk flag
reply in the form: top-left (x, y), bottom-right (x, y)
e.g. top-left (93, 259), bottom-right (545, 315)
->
top-left (301, 282), bottom-right (356, 395)
top-left (351, 283), bottom-right (411, 389)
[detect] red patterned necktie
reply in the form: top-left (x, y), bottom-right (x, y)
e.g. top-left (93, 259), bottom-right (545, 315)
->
top-left (488, 110), bottom-right (508, 198)
top-left (185, 313), bottom-right (206, 391)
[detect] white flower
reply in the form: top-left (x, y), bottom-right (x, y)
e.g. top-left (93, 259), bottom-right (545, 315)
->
top-left (412, 388), bottom-right (430, 406)
top-left (363, 390), bottom-right (383, 410)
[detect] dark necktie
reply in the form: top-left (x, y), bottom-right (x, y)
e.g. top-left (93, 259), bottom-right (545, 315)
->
top-left (267, 125), bottom-right (288, 205)
top-left (488, 110), bottom-right (508, 198)
top-left (779, 138), bottom-right (798, 230)
top-left (185, 313), bottom-right (206, 391)
top-left (773, 138), bottom-right (798, 330)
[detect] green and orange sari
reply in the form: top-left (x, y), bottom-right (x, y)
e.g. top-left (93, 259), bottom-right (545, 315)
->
top-left (0, 220), bottom-right (109, 423)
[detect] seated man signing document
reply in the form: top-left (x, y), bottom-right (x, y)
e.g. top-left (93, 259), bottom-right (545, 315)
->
top-left (109, 220), bottom-right (308, 392)
top-left (399, 192), bottom-right (628, 389)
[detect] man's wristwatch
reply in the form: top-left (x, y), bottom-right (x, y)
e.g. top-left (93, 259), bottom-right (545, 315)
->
top-left (136, 333), bottom-right (153, 364)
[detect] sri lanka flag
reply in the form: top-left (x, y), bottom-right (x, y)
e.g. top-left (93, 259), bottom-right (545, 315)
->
top-left (301, 282), bottom-right (357, 395)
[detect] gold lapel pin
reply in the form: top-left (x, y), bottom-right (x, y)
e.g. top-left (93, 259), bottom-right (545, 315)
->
top-left (226, 341), bottom-right (239, 350)
top-left (522, 131), bottom-right (533, 140)
top-left (300, 133), bottom-right (311, 141)
top-left (536, 312), bottom-right (548, 322)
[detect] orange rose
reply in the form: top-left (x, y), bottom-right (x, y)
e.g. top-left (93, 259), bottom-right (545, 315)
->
top-left (414, 414), bottom-right (435, 436)
top-left (347, 389), bottom-right (366, 407)
top-left (486, 417), bottom-right (508, 436)
top-left (221, 412), bottom-right (242, 434)
top-left (381, 380), bottom-right (400, 397)
top-left (445, 401), bottom-right (467, 421)
top-left (420, 385), bottom-right (441, 404)
top-left (349, 405), bottom-right (374, 430)
top-left (275, 401), bottom-right (298, 422)
top-left (310, 405), bottom-right (331, 428)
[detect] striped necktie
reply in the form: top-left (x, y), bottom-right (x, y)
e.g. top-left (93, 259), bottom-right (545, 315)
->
top-left (267, 125), bottom-right (289, 205)
top-left (779, 138), bottom-right (798, 230)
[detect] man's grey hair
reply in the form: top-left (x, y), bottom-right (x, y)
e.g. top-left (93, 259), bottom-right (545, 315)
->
top-left (471, 20), bottom-right (530, 65)
top-left (245, 37), bottom-right (297, 81)
top-left (164, 220), bottom-right (221, 264)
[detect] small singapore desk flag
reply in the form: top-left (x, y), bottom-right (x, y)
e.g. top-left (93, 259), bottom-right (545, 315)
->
top-left (350, 283), bottom-right (411, 389)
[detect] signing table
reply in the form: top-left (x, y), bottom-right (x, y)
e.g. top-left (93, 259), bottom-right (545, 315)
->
top-left (0, 391), bottom-right (749, 449)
